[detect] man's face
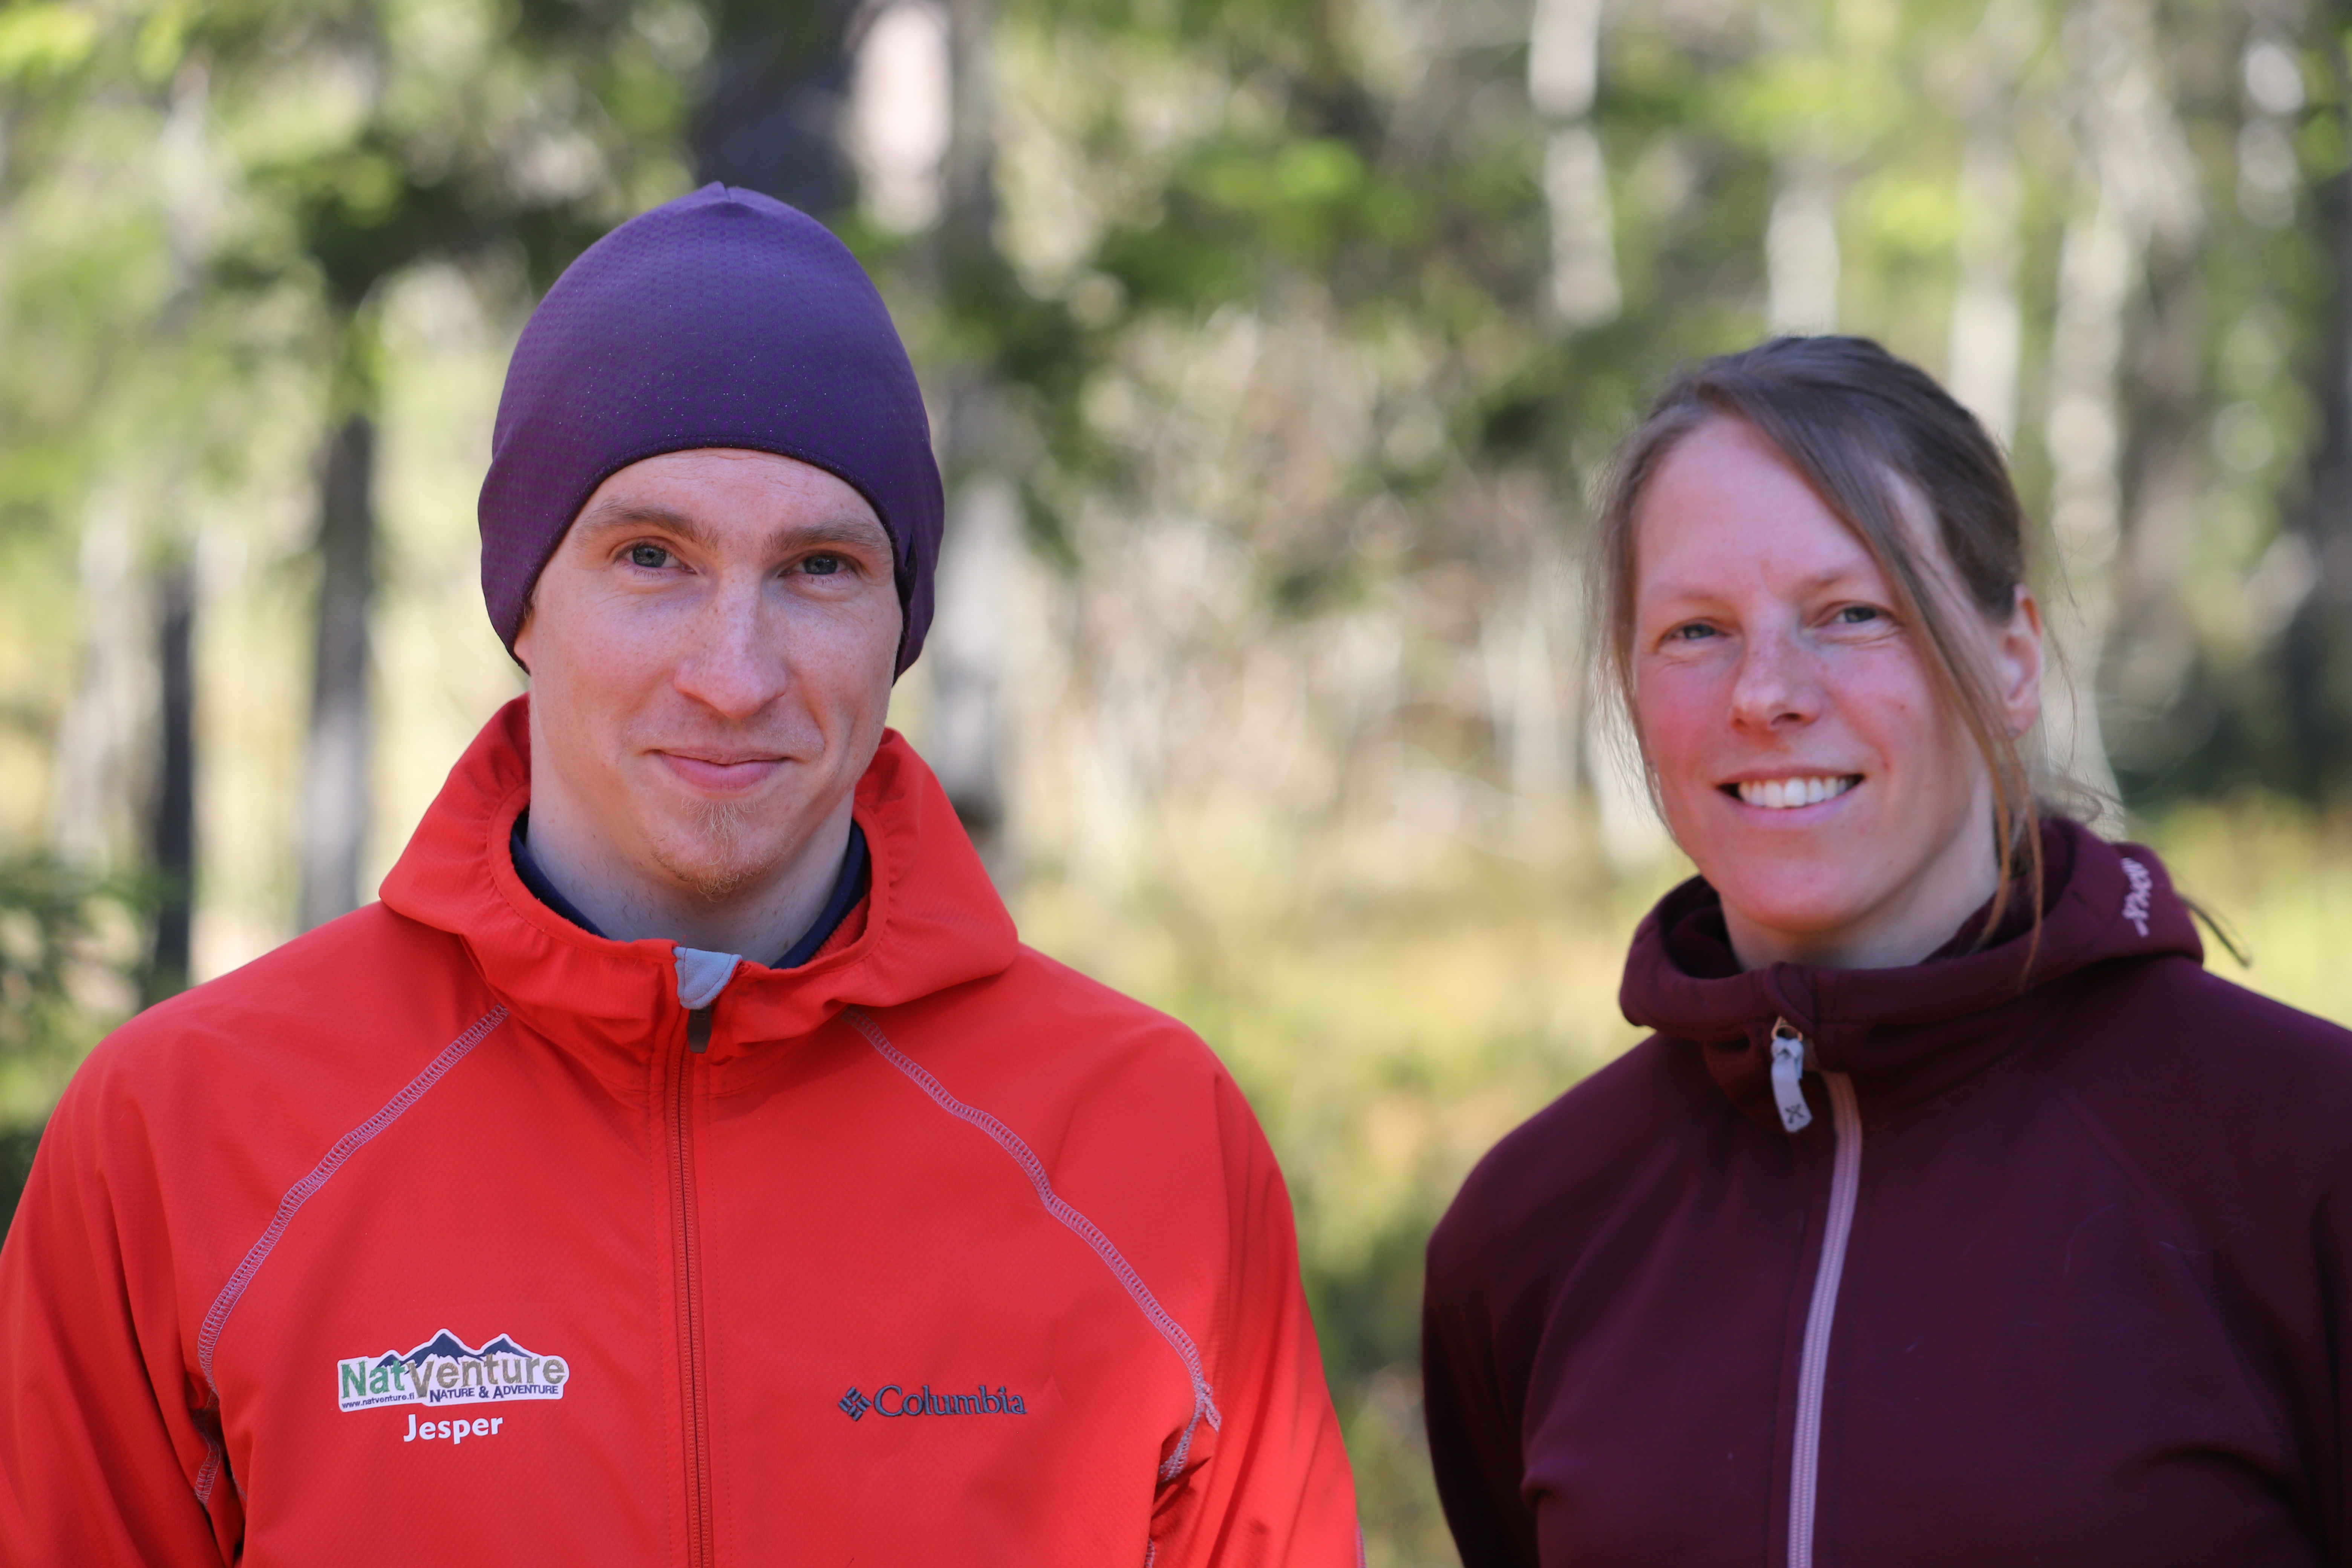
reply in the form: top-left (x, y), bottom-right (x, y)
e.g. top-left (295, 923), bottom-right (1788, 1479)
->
top-left (512, 448), bottom-right (901, 905)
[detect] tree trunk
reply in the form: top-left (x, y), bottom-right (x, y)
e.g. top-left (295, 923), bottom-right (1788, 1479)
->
top-left (2040, 0), bottom-right (2198, 824)
top-left (1766, 155), bottom-right (1841, 334)
top-left (925, 0), bottom-right (1014, 863)
top-left (144, 551), bottom-right (196, 1003)
top-left (298, 408), bottom-right (376, 929)
top-left (1528, 0), bottom-right (1618, 326)
top-left (928, 468), bottom-right (1014, 845)
top-left (1949, 125), bottom-right (2023, 445)
top-left (1943, 0), bottom-right (2040, 444)
top-left (2283, 3), bottom-right (2352, 797)
top-left (2040, 191), bottom-right (2131, 827)
top-left (689, 0), bottom-right (859, 212)
top-left (48, 482), bottom-right (142, 872)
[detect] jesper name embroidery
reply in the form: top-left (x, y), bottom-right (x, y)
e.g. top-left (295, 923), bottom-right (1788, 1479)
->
top-left (337, 1329), bottom-right (570, 1413)
top-left (839, 1383), bottom-right (1027, 1421)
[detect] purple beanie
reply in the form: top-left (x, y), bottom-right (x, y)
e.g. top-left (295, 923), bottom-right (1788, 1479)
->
top-left (479, 183), bottom-right (943, 675)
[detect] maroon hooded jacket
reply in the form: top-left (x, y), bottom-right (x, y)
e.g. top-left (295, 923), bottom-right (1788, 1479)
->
top-left (1424, 821), bottom-right (2352, 1567)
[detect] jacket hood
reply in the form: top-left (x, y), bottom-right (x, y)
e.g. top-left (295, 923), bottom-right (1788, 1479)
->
top-left (380, 696), bottom-right (1017, 1064)
top-left (1620, 818), bottom-right (2202, 1123)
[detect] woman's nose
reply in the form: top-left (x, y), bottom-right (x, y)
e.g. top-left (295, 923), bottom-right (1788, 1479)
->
top-left (1728, 630), bottom-right (1821, 730)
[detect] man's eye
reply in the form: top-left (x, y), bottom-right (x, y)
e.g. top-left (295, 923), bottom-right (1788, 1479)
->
top-left (802, 554), bottom-right (844, 577)
top-left (627, 544), bottom-right (672, 570)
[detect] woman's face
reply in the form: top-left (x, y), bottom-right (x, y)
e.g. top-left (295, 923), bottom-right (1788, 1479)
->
top-left (1629, 417), bottom-right (2042, 971)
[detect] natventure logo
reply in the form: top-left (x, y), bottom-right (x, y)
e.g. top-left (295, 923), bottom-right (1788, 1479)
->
top-left (838, 1383), bottom-right (1027, 1421)
top-left (336, 1329), bottom-right (570, 1413)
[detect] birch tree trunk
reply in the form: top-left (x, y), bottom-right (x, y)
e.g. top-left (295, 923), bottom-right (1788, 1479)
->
top-left (1767, 155), bottom-right (1841, 334)
top-left (1949, 125), bottom-right (2024, 445)
top-left (1944, 0), bottom-right (2039, 445)
top-left (48, 483), bottom-right (144, 874)
top-left (2040, 0), bottom-right (2200, 825)
top-left (2041, 191), bottom-right (2132, 826)
top-left (1528, 0), bottom-right (1619, 326)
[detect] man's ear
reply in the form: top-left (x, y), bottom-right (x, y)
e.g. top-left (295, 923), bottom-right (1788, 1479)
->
top-left (510, 597), bottom-right (536, 676)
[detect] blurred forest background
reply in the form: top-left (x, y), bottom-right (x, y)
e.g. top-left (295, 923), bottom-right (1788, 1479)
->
top-left (9, 0), bottom-right (2352, 1559)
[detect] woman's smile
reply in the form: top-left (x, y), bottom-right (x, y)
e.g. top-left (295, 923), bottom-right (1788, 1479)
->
top-left (1723, 773), bottom-right (1860, 810)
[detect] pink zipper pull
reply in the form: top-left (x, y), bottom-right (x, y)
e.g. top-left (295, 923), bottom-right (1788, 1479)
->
top-left (1770, 1019), bottom-right (1813, 1133)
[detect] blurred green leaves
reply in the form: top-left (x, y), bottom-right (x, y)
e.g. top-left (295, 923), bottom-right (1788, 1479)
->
top-left (0, 5), bottom-right (100, 81)
top-left (0, 857), bottom-right (132, 1059)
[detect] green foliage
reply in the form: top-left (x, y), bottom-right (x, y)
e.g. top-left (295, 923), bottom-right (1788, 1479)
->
top-left (0, 857), bottom-right (137, 1232)
top-left (0, 857), bottom-right (126, 1060)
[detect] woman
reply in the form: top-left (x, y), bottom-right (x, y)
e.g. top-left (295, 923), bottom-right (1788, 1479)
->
top-left (1423, 335), bottom-right (2352, 1568)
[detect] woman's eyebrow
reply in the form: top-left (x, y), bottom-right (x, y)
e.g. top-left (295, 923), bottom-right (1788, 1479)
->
top-left (1644, 564), bottom-right (1874, 602)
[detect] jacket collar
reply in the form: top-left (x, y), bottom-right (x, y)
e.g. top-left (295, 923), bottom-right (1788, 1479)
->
top-left (380, 697), bottom-right (1018, 1067)
top-left (1620, 818), bottom-right (2203, 1125)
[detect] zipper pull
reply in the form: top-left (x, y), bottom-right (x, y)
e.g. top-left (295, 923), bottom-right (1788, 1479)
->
top-left (1769, 1018), bottom-right (1813, 1133)
top-left (672, 946), bottom-right (739, 1057)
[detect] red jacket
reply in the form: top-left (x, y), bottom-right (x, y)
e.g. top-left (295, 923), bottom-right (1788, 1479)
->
top-left (0, 699), bottom-right (1358, 1566)
top-left (1426, 820), bottom-right (2352, 1566)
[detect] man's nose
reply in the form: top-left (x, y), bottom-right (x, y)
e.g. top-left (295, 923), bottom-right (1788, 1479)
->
top-left (672, 576), bottom-right (786, 718)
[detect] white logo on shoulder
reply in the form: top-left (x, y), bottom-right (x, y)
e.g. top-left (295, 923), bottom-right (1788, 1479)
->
top-left (2119, 857), bottom-right (2154, 938)
top-left (337, 1329), bottom-right (570, 1413)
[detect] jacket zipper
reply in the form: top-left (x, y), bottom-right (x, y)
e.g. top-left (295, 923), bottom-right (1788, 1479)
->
top-left (1772, 1018), bottom-right (1863, 1568)
top-left (668, 1006), bottom-right (715, 1568)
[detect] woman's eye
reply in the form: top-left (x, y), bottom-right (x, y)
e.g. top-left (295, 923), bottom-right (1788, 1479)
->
top-left (627, 544), bottom-right (672, 570)
top-left (1670, 622), bottom-right (1717, 642)
top-left (1834, 604), bottom-right (1884, 625)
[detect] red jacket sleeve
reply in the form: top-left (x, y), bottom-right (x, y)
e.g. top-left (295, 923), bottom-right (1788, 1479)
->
top-left (1147, 1071), bottom-right (1361, 1567)
top-left (0, 1058), bottom-right (240, 1566)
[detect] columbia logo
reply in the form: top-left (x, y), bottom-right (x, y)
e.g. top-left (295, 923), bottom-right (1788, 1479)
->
top-left (838, 1382), bottom-right (1029, 1419)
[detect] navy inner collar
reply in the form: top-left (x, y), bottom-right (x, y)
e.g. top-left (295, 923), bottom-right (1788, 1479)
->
top-left (508, 812), bottom-right (870, 970)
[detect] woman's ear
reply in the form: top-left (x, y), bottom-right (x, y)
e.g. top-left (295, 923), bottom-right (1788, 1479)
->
top-left (1996, 584), bottom-right (2043, 737)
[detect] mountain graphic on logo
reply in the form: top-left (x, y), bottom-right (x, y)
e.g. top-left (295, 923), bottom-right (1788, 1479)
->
top-left (397, 1330), bottom-right (483, 1366)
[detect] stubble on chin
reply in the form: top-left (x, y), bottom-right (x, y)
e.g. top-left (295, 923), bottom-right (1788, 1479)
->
top-left (650, 798), bottom-right (764, 903)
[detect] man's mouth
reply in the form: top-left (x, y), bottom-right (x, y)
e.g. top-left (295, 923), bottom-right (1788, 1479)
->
top-left (657, 752), bottom-right (788, 791)
top-left (1725, 775), bottom-right (1860, 810)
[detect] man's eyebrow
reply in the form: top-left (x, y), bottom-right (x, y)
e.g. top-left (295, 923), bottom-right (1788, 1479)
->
top-left (571, 502), bottom-right (890, 556)
top-left (572, 501), bottom-right (717, 547)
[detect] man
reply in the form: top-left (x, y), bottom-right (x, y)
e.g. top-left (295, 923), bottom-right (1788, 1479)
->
top-left (0, 185), bottom-right (1360, 1565)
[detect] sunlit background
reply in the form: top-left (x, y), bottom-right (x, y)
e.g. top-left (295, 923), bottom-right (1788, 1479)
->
top-left (9, 0), bottom-right (2352, 1559)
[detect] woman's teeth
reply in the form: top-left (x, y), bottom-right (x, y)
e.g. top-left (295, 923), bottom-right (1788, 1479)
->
top-left (1735, 775), bottom-right (1856, 810)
